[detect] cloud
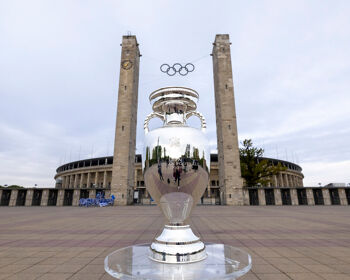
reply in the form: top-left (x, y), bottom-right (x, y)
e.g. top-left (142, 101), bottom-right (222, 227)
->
top-left (0, 0), bottom-right (349, 187)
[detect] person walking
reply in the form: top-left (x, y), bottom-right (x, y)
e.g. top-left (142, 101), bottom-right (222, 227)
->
top-left (158, 163), bottom-right (164, 181)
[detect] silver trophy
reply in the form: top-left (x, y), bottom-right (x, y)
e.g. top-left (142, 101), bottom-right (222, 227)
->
top-left (104, 86), bottom-right (251, 279)
top-left (143, 86), bottom-right (209, 263)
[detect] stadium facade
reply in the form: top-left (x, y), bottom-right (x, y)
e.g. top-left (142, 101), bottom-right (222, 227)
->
top-left (53, 154), bottom-right (304, 205)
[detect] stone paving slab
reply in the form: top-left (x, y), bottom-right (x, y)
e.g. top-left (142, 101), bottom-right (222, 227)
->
top-left (0, 206), bottom-right (349, 279)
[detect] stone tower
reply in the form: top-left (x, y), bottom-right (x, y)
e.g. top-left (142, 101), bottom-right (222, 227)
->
top-left (111, 35), bottom-right (140, 205)
top-left (212, 34), bottom-right (243, 205)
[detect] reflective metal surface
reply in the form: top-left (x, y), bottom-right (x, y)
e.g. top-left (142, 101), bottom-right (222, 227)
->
top-left (105, 243), bottom-right (252, 279)
top-left (143, 87), bottom-right (210, 263)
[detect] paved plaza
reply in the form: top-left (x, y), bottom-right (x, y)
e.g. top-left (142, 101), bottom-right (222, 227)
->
top-left (0, 206), bottom-right (349, 280)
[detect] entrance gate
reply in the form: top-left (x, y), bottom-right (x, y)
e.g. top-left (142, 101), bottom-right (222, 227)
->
top-left (48, 190), bottom-right (58, 206)
top-left (345, 189), bottom-right (350, 205)
top-left (297, 189), bottom-right (308, 205)
top-left (249, 189), bottom-right (259, 205)
top-left (80, 190), bottom-right (89, 199)
top-left (0, 190), bottom-right (11, 206)
top-left (329, 189), bottom-right (340, 205)
top-left (63, 190), bottom-right (73, 206)
top-left (281, 189), bottom-right (292, 205)
top-left (16, 190), bottom-right (27, 206)
top-left (32, 190), bottom-right (42, 206)
top-left (313, 189), bottom-right (324, 205)
top-left (265, 189), bottom-right (275, 205)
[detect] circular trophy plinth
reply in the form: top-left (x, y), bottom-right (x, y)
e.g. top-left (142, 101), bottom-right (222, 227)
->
top-left (104, 243), bottom-right (252, 280)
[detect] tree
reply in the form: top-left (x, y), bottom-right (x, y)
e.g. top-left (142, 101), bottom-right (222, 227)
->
top-left (239, 139), bottom-right (286, 187)
top-left (0, 185), bottom-right (24, 189)
top-left (192, 147), bottom-right (199, 160)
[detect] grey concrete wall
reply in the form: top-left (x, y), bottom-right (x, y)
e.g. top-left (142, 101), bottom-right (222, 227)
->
top-left (89, 189), bottom-right (96, 199)
top-left (322, 189), bottom-right (331, 205)
top-left (56, 190), bottom-right (64, 206)
top-left (258, 189), bottom-right (266, 206)
top-left (25, 190), bottom-right (33, 206)
top-left (41, 190), bottom-right (49, 206)
top-left (274, 189), bottom-right (282, 206)
top-left (290, 189), bottom-right (299, 205)
top-left (306, 189), bottom-right (315, 205)
top-left (339, 188), bottom-right (348, 206)
top-left (1, 187), bottom-right (349, 206)
top-left (9, 190), bottom-right (18, 207)
top-left (242, 189), bottom-right (250, 205)
top-left (72, 190), bottom-right (80, 206)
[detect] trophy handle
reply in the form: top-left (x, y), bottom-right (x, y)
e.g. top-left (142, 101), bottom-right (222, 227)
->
top-left (144, 112), bottom-right (164, 134)
top-left (185, 111), bottom-right (206, 132)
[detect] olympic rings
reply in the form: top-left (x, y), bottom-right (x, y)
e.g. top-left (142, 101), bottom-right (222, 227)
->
top-left (160, 63), bottom-right (195, 76)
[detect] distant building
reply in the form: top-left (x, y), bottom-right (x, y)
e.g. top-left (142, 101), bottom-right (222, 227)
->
top-left (54, 154), bottom-right (304, 205)
top-left (324, 183), bottom-right (346, 188)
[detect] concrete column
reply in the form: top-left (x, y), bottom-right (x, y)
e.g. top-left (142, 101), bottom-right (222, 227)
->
top-left (9, 190), bottom-right (18, 206)
top-left (278, 174), bottom-right (283, 187)
top-left (284, 174), bottom-right (288, 187)
top-left (103, 171), bottom-right (107, 188)
top-left (338, 189), bottom-right (348, 205)
top-left (290, 189), bottom-right (299, 205)
top-left (207, 183), bottom-right (211, 198)
top-left (25, 190), bottom-right (33, 206)
top-left (74, 175), bottom-right (78, 188)
top-left (80, 173), bottom-right (84, 188)
top-left (41, 190), bottom-right (49, 206)
top-left (95, 172), bottom-right (99, 188)
top-left (295, 177), bottom-right (299, 187)
top-left (63, 176), bottom-right (67, 188)
top-left (282, 174), bottom-right (286, 187)
top-left (229, 189), bottom-right (244, 206)
top-left (72, 190), bottom-right (80, 206)
top-left (322, 189), bottom-right (331, 205)
top-left (108, 171), bottom-right (112, 188)
top-left (67, 175), bottom-right (71, 188)
top-left (87, 172), bottom-right (91, 188)
top-left (56, 190), bottom-right (64, 206)
top-left (89, 189), bottom-right (96, 199)
top-left (273, 175), bottom-right (278, 187)
top-left (258, 189), bottom-right (266, 205)
top-left (274, 189), bottom-right (282, 205)
top-left (306, 189), bottom-right (315, 205)
top-left (243, 189), bottom-right (249, 205)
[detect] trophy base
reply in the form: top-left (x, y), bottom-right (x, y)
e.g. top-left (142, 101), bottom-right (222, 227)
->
top-left (104, 243), bottom-right (252, 280)
top-left (149, 224), bottom-right (206, 263)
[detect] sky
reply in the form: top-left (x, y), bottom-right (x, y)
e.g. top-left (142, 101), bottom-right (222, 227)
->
top-left (0, 0), bottom-right (349, 188)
